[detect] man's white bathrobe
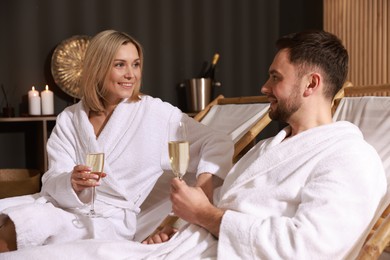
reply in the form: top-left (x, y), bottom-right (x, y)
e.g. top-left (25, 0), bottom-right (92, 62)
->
top-left (1, 121), bottom-right (386, 260)
top-left (0, 95), bottom-right (233, 249)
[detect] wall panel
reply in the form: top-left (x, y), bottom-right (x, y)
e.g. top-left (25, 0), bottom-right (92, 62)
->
top-left (324, 0), bottom-right (389, 85)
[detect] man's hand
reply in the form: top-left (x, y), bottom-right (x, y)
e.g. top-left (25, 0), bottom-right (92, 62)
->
top-left (170, 178), bottom-right (225, 237)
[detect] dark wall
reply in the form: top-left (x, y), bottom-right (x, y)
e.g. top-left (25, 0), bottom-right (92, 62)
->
top-left (0, 0), bottom-right (322, 115)
top-left (0, 0), bottom-right (322, 169)
top-left (279, 0), bottom-right (323, 36)
top-left (0, 0), bottom-right (277, 115)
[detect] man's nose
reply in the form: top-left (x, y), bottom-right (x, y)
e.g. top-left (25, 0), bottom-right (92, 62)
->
top-left (261, 82), bottom-right (269, 95)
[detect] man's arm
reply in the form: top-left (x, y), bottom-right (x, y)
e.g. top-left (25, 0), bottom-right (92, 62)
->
top-left (142, 174), bottom-right (222, 244)
top-left (170, 177), bottom-right (225, 238)
top-left (194, 172), bottom-right (214, 203)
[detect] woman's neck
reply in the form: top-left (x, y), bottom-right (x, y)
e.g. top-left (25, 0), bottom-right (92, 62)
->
top-left (102, 99), bottom-right (121, 116)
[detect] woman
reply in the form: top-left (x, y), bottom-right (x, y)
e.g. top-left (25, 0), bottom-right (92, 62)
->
top-left (0, 30), bottom-right (233, 251)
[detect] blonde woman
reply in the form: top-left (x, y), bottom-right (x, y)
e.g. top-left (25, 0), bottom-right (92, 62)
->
top-left (0, 30), bottom-right (233, 252)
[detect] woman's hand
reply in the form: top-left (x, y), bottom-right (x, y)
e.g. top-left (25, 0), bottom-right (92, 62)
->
top-left (142, 225), bottom-right (178, 244)
top-left (71, 165), bottom-right (106, 193)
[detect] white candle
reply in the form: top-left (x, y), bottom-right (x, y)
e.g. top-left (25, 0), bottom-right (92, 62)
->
top-left (28, 86), bottom-right (41, 115)
top-left (41, 85), bottom-right (54, 115)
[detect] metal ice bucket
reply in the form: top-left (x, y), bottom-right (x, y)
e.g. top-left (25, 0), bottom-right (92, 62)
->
top-left (184, 78), bottom-right (212, 112)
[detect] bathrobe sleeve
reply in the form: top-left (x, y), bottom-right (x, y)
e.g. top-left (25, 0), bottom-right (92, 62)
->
top-left (40, 106), bottom-right (86, 208)
top-left (185, 114), bottom-right (233, 179)
top-left (218, 143), bottom-right (386, 259)
top-left (159, 102), bottom-right (234, 180)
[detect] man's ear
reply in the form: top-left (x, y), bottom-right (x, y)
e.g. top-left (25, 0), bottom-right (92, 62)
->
top-left (303, 73), bottom-right (321, 97)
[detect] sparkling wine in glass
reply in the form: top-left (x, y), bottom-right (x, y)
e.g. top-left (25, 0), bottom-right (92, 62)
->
top-left (168, 121), bottom-right (189, 180)
top-left (85, 152), bottom-right (105, 217)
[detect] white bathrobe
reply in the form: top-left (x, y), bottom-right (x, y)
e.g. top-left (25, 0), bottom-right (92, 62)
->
top-left (1, 121), bottom-right (386, 260)
top-left (0, 95), bottom-right (233, 249)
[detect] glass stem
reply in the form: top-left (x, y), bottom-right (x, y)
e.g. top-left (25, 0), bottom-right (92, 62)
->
top-left (90, 186), bottom-right (96, 214)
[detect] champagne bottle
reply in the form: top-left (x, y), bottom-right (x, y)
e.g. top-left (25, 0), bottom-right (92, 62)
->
top-left (203, 53), bottom-right (219, 80)
top-left (197, 61), bottom-right (209, 78)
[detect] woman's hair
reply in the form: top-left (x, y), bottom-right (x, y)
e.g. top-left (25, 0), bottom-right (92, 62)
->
top-left (80, 30), bottom-right (144, 112)
top-left (276, 30), bottom-right (349, 100)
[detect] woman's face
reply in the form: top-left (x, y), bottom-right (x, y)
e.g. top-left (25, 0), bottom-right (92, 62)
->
top-left (103, 43), bottom-right (141, 105)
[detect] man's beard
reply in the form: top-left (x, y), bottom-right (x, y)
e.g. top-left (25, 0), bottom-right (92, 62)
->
top-left (268, 90), bottom-right (301, 122)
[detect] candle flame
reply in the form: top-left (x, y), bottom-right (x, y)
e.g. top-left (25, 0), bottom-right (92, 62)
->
top-left (32, 86), bottom-right (35, 91)
top-left (45, 85), bottom-right (49, 91)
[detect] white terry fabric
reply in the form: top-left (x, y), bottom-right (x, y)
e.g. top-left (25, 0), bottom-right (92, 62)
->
top-left (200, 103), bottom-right (270, 143)
top-left (333, 96), bottom-right (390, 185)
top-left (1, 121), bottom-right (385, 260)
top-left (0, 225), bottom-right (217, 260)
top-left (0, 205), bottom-right (217, 259)
top-left (134, 101), bottom-right (270, 241)
top-left (333, 96), bottom-right (390, 255)
top-left (217, 121), bottom-right (386, 259)
top-left (0, 95), bottom-right (233, 249)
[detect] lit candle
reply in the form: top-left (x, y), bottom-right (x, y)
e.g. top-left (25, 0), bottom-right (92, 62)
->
top-left (41, 85), bottom-right (54, 115)
top-left (28, 86), bottom-right (41, 115)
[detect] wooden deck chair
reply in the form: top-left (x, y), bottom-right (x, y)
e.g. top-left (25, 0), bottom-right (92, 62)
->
top-left (134, 95), bottom-right (271, 242)
top-left (332, 84), bottom-right (390, 259)
top-left (358, 206), bottom-right (390, 260)
top-left (331, 81), bottom-right (353, 114)
top-left (194, 95), bottom-right (271, 162)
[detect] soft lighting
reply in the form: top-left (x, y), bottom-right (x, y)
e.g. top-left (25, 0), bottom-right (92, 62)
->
top-left (28, 86), bottom-right (41, 115)
top-left (41, 85), bottom-right (54, 115)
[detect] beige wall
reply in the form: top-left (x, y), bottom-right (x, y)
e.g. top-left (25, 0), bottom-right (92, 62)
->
top-left (324, 0), bottom-right (389, 85)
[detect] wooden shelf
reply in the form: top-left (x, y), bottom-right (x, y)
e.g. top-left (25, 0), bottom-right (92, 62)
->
top-left (0, 116), bottom-right (56, 122)
top-left (0, 116), bottom-right (56, 173)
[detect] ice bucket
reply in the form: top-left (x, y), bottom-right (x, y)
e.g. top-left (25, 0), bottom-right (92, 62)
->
top-left (184, 78), bottom-right (212, 112)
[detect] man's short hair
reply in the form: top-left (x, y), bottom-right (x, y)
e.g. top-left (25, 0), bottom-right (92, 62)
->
top-left (276, 30), bottom-right (349, 99)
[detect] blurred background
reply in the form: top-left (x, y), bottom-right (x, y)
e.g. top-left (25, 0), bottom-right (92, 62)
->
top-left (0, 0), bottom-right (322, 170)
top-left (0, 0), bottom-right (322, 115)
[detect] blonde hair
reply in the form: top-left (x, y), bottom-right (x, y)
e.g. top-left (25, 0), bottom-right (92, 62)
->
top-left (80, 30), bottom-right (144, 112)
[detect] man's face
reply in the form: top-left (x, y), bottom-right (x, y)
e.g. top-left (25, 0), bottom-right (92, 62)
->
top-left (261, 49), bottom-right (303, 123)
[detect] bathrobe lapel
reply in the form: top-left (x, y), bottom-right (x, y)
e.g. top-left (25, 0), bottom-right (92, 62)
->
top-left (219, 122), bottom-right (362, 202)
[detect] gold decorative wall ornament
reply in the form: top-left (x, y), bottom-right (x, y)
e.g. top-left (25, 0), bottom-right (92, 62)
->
top-left (51, 35), bottom-right (91, 99)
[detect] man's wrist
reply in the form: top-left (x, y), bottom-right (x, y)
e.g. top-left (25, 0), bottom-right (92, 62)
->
top-left (197, 205), bottom-right (225, 238)
top-left (196, 172), bottom-right (214, 202)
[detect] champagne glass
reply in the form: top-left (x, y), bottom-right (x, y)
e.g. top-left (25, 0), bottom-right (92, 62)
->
top-left (168, 121), bottom-right (189, 180)
top-left (85, 152), bottom-right (105, 217)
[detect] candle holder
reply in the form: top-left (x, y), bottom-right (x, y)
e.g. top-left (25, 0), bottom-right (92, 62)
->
top-left (2, 106), bottom-right (15, 117)
top-left (1, 84), bottom-right (15, 117)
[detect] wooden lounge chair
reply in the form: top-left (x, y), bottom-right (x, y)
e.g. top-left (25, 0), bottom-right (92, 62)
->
top-left (333, 84), bottom-right (390, 259)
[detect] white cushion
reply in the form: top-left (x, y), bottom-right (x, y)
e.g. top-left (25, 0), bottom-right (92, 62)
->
top-left (200, 103), bottom-right (270, 143)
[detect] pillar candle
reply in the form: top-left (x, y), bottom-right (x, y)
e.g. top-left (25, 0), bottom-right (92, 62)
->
top-left (28, 86), bottom-right (41, 115)
top-left (41, 85), bottom-right (54, 115)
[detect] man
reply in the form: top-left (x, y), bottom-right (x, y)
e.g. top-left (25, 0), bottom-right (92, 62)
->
top-left (147, 30), bottom-right (387, 259)
top-left (1, 30), bottom-right (386, 259)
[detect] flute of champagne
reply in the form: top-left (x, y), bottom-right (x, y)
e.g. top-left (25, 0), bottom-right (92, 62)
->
top-left (168, 121), bottom-right (189, 180)
top-left (85, 152), bottom-right (105, 217)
